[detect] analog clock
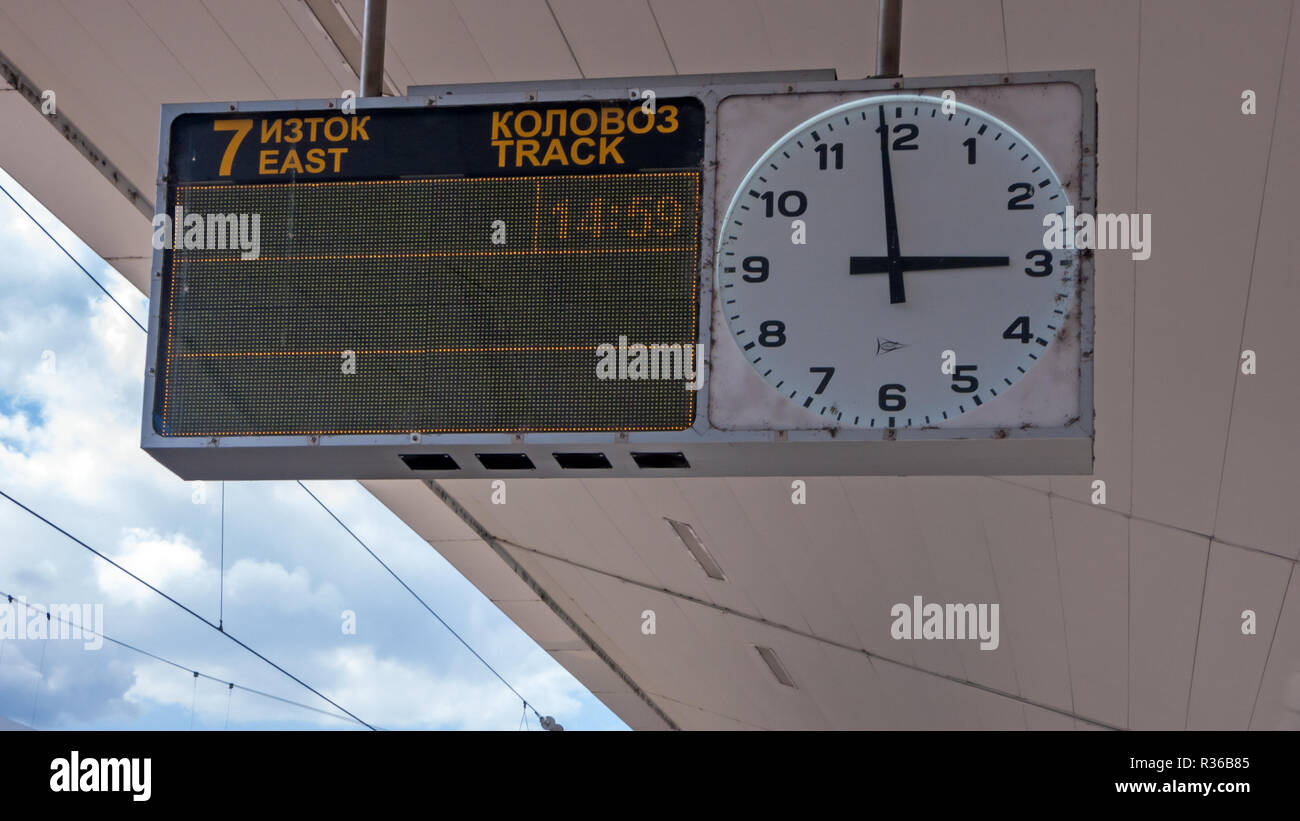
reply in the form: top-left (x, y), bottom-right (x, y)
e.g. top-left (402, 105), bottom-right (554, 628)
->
top-left (715, 94), bottom-right (1076, 428)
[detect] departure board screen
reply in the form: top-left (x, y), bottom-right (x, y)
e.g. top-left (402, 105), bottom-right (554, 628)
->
top-left (153, 99), bottom-right (705, 436)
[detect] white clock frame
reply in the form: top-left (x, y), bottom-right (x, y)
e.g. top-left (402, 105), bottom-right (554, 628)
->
top-left (711, 89), bottom-right (1084, 433)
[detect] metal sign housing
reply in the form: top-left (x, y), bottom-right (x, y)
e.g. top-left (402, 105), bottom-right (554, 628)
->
top-left (142, 69), bottom-right (1095, 479)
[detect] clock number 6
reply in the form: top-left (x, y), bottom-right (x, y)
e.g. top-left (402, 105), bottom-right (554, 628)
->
top-left (878, 384), bottom-right (907, 411)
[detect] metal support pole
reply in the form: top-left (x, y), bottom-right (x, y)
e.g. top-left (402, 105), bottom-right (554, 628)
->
top-left (876, 0), bottom-right (902, 78)
top-left (360, 0), bottom-right (388, 97)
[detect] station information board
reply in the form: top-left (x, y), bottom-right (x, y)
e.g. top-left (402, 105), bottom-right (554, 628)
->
top-left (143, 71), bottom-right (1095, 479)
top-left (155, 99), bottom-right (704, 436)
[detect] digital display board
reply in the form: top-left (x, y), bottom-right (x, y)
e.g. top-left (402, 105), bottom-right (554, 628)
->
top-left (154, 99), bottom-right (705, 436)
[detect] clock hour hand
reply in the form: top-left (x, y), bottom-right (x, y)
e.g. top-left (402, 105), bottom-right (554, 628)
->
top-left (875, 104), bottom-right (905, 304)
top-left (850, 255), bottom-right (1011, 274)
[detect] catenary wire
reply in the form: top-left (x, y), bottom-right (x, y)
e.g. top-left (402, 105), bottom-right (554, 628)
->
top-left (297, 480), bottom-right (544, 720)
top-left (0, 590), bottom-right (371, 728)
top-left (0, 489), bottom-right (376, 729)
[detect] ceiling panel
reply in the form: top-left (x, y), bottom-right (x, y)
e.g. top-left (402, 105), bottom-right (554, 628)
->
top-left (722, 611), bottom-right (837, 729)
top-left (0, 91), bottom-right (149, 278)
top-left (661, 478), bottom-right (783, 618)
top-left (647, 0), bottom-right (774, 75)
top-left (1213, 3), bottom-right (1300, 558)
top-left (418, 535), bottom-right (536, 603)
top-left (1049, 495), bottom-right (1128, 727)
top-left (719, 477), bottom-right (860, 647)
top-left (548, 0), bottom-right (674, 78)
top-left (1250, 568), bottom-right (1300, 730)
top-left (1005, 0), bottom-right (1142, 514)
top-left (840, 477), bottom-right (965, 677)
top-left (1186, 541), bottom-right (1292, 728)
top-left (199, 0), bottom-right (344, 99)
top-left (361, 479), bottom-right (480, 541)
top-left (278, 0), bottom-right (362, 93)
top-left (373, 0), bottom-right (493, 86)
top-left (898, 0), bottom-right (1007, 76)
top-left (1024, 703), bottom-right (1074, 729)
top-left (126, 0), bottom-right (274, 100)
top-left (0, 2), bottom-right (156, 192)
top-left (907, 477), bottom-right (1018, 695)
top-left (754, 0), bottom-right (876, 80)
top-left (785, 478), bottom-right (894, 655)
top-left (1129, 0), bottom-right (1291, 535)
top-left (451, 0), bottom-right (579, 81)
top-left (1127, 519), bottom-right (1208, 729)
top-left (976, 479), bottom-right (1074, 712)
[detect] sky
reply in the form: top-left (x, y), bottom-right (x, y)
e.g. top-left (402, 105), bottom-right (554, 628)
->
top-left (0, 164), bottom-right (626, 731)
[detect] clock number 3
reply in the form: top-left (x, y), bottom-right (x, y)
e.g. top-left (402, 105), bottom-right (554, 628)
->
top-left (1024, 250), bottom-right (1053, 277)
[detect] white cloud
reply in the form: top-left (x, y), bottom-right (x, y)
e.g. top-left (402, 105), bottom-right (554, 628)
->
top-left (95, 528), bottom-right (209, 607)
top-left (317, 644), bottom-right (583, 730)
top-left (225, 558), bottom-right (340, 614)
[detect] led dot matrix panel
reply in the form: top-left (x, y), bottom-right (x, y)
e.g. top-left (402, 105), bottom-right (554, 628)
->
top-left (155, 99), bottom-right (705, 436)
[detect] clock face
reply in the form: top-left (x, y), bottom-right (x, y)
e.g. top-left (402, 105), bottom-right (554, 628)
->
top-left (715, 94), bottom-right (1076, 428)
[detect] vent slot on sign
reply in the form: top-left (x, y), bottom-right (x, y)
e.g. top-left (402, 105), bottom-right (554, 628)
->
top-left (400, 453), bottom-right (459, 471)
top-left (476, 453), bottom-right (536, 470)
top-left (631, 451), bottom-right (690, 469)
top-left (553, 452), bottom-right (612, 470)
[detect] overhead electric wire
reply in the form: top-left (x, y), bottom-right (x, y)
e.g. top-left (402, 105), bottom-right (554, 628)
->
top-left (0, 589), bottom-right (370, 728)
top-left (0, 488), bottom-right (376, 730)
top-left (0, 181), bottom-right (147, 333)
top-left (297, 480), bottom-right (544, 721)
top-left (6, 165), bottom-right (551, 729)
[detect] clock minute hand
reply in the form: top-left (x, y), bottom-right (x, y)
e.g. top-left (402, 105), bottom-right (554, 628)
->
top-left (850, 255), bottom-right (1011, 274)
top-left (875, 104), bottom-right (905, 304)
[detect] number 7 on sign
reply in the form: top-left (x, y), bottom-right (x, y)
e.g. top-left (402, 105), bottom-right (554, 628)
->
top-left (213, 119), bottom-right (253, 177)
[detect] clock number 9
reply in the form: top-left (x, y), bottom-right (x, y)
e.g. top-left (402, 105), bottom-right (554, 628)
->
top-left (758, 321), bottom-right (786, 347)
top-left (1024, 250), bottom-right (1053, 277)
top-left (878, 384), bottom-right (907, 411)
top-left (741, 256), bottom-right (769, 283)
top-left (760, 190), bottom-right (807, 218)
